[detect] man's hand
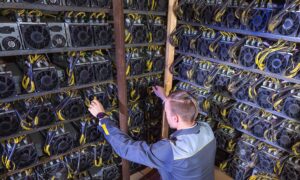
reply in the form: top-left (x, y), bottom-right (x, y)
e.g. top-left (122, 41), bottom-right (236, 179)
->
top-left (88, 99), bottom-right (105, 117)
top-left (152, 86), bottom-right (166, 101)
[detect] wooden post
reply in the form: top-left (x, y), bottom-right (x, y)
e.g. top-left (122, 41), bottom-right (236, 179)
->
top-left (162, 0), bottom-right (177, 138)
top-left (112, 0), bottom-right (130, 179)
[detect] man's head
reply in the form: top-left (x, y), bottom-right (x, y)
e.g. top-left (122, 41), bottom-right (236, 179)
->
top-left (164, 91), bottom-right (199, 130)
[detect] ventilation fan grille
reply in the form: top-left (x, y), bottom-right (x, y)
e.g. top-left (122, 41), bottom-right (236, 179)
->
top-left (21, 24), bottom-right (51, 50)
top-left (33, 68), bottom-right (59, 92)
top-left (69, 25), bottom-right (93, 47)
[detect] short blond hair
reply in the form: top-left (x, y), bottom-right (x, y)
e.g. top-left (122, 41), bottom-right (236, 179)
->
top-left (167, 90), bottom-right (199, 122)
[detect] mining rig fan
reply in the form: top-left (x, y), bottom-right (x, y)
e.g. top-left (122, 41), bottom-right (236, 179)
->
top-left (66, 150), bottom-right (94, 173)
top-left (2, 136), bottom-right (38, 170)
top-left (73, 57), bottom-right (95, 85)
top-left (256, 143), bottom-right (286, 174)
top-left (216, 41), bottom-right (235, 62)
top-left (274, 12), bottom-right (300, 37)
top-left (193, 61), bottom-right (215, 86)
top-left (30, 61), bottom-right (60, 92)
top-left (234, 83), bottom-right (251, 101)
top-left (92, 24), bottom-right (113, 46)
top-left (178, 31), bottom-right (197, 53)
top-left (131, 25), bottom-right (148, 44)
top-left (126, 54), bottom-right (146, 76)
top-left (228, 103), bottom-right (254, 129)
top-left (101, 165), bottom-right (120, 180)
top-left (0, 63), bottom-right (21, 99)
top-left (265, 52), bottom-right (291, 75)
top-left (123, 0), bottom-right (147, 10)
top-left (256, 87), bottom-right (274, 109)
top-left (14, 100), bottom-right (56, 129)
top-left (196, 34), bottom-right (215, 57)
top-left (48, 23), bottom-right (68, 48)
top-left (128, 104), bottom-right (144, 128)
top-left (0, 23), bottom-right (23, 51)
top-left (238, 45), bottom-right (261, 68)
top-left (227, 157), bottom-right (253, 180)
top-left (66, 0), bottom-right (90, 6)
top-left (178, 57), bottom-right (194, 80)
top-left (200, 5), bottom-right (215, 25)
top-left (80, 120), bottom-right (102, 143)
top-left (91, 0), bottom-right (111, 7)
top-left (150, 21), bottom-right (166, 43)
top-left (67, 25), bottom-right (93, 47)
top-left (282, 97), bottom-right (300, 120)
top-left (177, 3), bottom-right (194, 22)
top-left (95, 143), bottom-right (113, 165)
top-left (234, 134), bottom-right (258, 162)
top-left (248, 113), bottom-right (282, 139)
top-left (143, 98), bottom-right (162, 122)
top-left (53, 94), bottom-right (86, 120)
top-left (208, 94), bottom-right (235, 121)
top-left (279, 156), bottom-right (300, 180)
top-left (73, 118), bottom-right (102, 144)
top-left (43, 125), bottom-right (75, 156)
top-left (247, 9), bottom-right (272, 32)
top-left (36, 159), bottom-right (68, 179)
top-left (249, 117), bottom-right (272, 138)
top-left (133, 0), bottom-right (148, 10)
top-left (19, 23), bottom-right (51, 50)
top-left (212, 74), bottom-right (232, 93)
top-left (274, 122), bottom-right (300, 149)
top-left (0, 108), bottom-right (20, 137)
top-left (222, 7), bottom-right (240, 29)
top-left (83, 87), bottom-right (111, 109)
top-left (91, 56), bottom-right (113, 82)
top-left (154, 0), bottom-right (167, 11)
top-left (127, 80), bottom-right (140, 102)
top-left (151, 54), bottom-right (164, 72)
top-left (137, 77), bottom-right (150, 98)
top-left (192, 88), bottom-right (211, 113)
top-left (214, 124), bottom-right (240, 153)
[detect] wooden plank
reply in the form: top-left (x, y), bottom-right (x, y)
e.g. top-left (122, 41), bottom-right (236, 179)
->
top-left (112, 0), bottom-right (130, 179)
top-left (161, 0), bottom-right (177, 138)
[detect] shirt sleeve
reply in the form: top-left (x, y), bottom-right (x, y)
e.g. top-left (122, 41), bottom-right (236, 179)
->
top-left (98, 118), bottom-right (173, 171)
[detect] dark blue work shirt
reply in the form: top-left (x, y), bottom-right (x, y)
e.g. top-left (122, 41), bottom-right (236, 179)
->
top-left (99, 118), bottom-right (216, 180)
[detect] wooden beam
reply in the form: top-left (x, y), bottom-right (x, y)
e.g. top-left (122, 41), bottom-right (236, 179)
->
top-left (112, 0), bottom-right (130, 179)
top-left (162, 0), bottom-right (177, 138)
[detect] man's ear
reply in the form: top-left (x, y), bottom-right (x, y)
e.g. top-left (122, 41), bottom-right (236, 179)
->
top-left (174, 114), bottom-right (179, 123)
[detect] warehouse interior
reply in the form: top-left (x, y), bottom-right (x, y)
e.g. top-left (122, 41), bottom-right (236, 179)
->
top-left (0, 0), bottom-right (299, 179)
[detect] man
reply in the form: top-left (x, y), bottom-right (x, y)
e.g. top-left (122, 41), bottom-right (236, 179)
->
top-left (88, 86), bottom-right (216, 180)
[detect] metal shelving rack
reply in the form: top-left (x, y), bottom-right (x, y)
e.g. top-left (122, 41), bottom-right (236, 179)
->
top-left (0, 2), bottom-right (111, 12)
top-left (0, 45), bottom-right (112, 57)
top-left (175, 51), bottom-right (300, 85)
top-left (0, 1), bottom-right (120, 179)
top-left (0, 80), bottom-right (114, 103)
top-left (0, 1), bottom-right (166, 179)
top-left (0, 140), bottom-right (104, 178)
top-left (121, 2), bottom-right (168, 177)
top-left (173, 76), bottom-right (296, 154)
top-left (178, 20), bottom-right (300, 43)
top-left (162, 2), bottom-right (300, 178)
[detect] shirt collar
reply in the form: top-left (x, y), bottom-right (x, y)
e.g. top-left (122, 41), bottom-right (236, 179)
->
top-left (170, 122), bottom-right (201, 138)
